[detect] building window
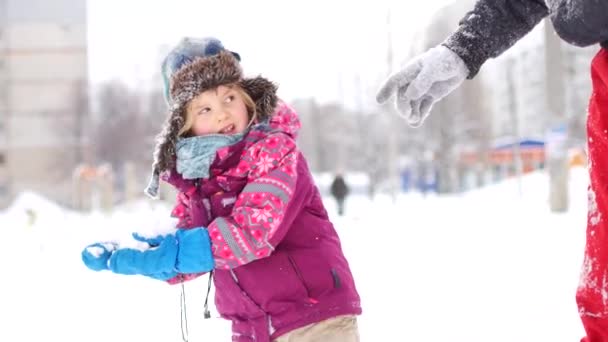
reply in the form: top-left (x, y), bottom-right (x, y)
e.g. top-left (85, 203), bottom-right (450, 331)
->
top-left (0, 153), bottom-right (5, 165)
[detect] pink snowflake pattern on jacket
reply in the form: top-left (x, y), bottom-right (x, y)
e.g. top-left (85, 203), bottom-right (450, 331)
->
top-left (164, 101), bottom-right (302, 276)
top-left (161, 99), bottom-right (362, 341)
top-left (207, 103), bottom-right (301, 269)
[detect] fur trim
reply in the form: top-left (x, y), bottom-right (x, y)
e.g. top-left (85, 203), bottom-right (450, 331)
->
top-left (240, 77), bottom-right (278, 122)
top-left (147, 59), bottom-right (279, 194)
top-left (169, 50), bottom-right (242, 109)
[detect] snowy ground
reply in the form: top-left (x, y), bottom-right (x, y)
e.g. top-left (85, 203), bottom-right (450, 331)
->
top-left (0, 167), bottom-right (590, 341)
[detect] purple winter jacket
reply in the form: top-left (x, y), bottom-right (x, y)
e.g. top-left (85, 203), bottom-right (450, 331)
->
top-left (163, 102), bottom-right (362, 341)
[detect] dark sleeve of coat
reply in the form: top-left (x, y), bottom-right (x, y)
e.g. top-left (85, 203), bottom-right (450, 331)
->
top-left (548, 0), bottom-right (608, 49)
top-left (442, 0), bottom-right (549, 78)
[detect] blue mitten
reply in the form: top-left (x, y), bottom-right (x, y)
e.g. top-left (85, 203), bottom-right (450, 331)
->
top-left (130, 233), bottom-right (181, 280)
top-left (108, 228), bottom-right (214, 280)
top-left (175, 228), bottom-right (215, 273)
top-left (132, 232), bottom-right (166, 246)
top-left (82, 242), bottom-right (117, 271)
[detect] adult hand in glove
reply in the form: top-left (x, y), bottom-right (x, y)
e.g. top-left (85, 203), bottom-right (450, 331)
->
top-left (376, 45), bottom-right (469, 127)
top-left (107, 228), bottom-right (215, 281)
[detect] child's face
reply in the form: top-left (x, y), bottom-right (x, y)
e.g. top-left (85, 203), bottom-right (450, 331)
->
top-left (185, 85), bottom-right (249, 136)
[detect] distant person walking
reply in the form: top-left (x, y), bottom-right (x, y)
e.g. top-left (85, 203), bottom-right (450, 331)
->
top-left (330, 173), bottom-right (350, 216)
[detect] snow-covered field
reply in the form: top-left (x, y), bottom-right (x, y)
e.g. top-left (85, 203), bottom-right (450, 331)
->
top-left (0, 167), bottom-right (589, 341)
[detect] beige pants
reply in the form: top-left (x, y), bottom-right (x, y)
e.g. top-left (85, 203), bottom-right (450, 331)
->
top-left (273, 315), bottom-right (360, 342)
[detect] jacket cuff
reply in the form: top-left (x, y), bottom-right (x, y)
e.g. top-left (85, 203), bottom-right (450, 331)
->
top-left (441, 40), bottom-right (485, 80)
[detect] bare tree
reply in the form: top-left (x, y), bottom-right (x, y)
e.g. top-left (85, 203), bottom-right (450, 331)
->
top-left (395, 0), bottom-right (492, 194)
top-left (295, 98), bottom-right (394, 198)
top-left (351, 110), bottom-right (391, 198)
top-left (91, 80), bottom-right (148, 181)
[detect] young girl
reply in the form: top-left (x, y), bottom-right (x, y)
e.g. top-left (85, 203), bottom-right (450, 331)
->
top-left (82, 37), bottom-right (362, 342)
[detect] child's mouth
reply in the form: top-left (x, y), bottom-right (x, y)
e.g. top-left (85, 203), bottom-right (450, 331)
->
top-left (221, 124), bottom-right (235, 134)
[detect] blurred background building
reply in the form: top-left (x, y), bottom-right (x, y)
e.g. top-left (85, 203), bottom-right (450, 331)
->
top-left (0, 0), bottom-right (600, 210)
top-left (395, 0), bottom-right (594, 196)
top-left (0, 0), bottom-right (88, 208)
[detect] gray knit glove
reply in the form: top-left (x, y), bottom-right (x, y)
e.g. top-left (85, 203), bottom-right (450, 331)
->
top-left (376, 45), bottom-right (469, 127)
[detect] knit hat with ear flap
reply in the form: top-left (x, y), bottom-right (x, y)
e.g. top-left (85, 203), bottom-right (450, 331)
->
top-left (145, 37), bottom-right (279, 198)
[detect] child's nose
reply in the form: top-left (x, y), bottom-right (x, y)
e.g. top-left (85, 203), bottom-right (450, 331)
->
top-left (217, 109), bottom-right (230, 122)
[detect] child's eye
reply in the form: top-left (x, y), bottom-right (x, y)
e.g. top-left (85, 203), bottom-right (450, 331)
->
top-left (199, 107), bottom-right (211, 115)
top-left (225, 95), bottom-right (234, 103)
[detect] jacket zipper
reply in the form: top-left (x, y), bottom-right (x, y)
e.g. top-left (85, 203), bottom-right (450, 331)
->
top-left (287, 254), bottom-right (318, 304)
top-left (229, 269), bottom-right (273, 339)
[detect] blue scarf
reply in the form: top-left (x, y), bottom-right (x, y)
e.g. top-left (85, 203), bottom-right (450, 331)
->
top-left (175, 133), bottom-right (245, 179)
top-left (144, 132), bottom-right (245, 198)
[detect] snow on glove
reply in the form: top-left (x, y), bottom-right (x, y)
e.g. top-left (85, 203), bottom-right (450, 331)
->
top-left (126, 233), bottom-right (182, 280)
top-left (376, 45), bottom-right (469, 127)
top-left (108, 228), bottom-right (215, 280)
top-left (82, 242), bottom-right (118, 271)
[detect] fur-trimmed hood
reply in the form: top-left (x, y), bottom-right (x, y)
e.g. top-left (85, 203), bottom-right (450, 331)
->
top-left (145, 37), bottom-right (279, 198)
top-left (169, 51), bottom-right (280, 122)
top-left (162, 100), bottom-right (302, 195)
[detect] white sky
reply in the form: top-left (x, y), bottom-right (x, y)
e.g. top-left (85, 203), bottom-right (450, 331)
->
top-left (86, 0), bottom-right (456, 106)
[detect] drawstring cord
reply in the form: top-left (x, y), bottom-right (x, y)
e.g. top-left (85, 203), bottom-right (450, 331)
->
top-left (179, 272), bottom-right (214, 342)
top-left (204, 271), bottom-right (213, 319)
top-left (180, 282), bottom-right (189, 342)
